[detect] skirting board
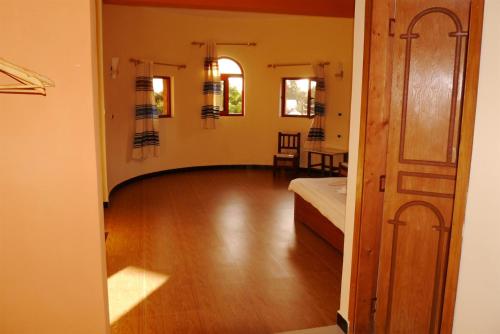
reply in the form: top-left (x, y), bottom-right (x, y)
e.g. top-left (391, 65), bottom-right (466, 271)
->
top-left (336, 312), bottom-right (348, 333)
top-left (103, 164), bottom-right (316, 207)
top-left (103, 164), bottom-right (339, 208)
top-left (110, 164), bottom-right (271, 195)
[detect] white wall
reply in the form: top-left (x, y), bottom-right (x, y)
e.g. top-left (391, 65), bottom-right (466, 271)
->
top-left (453, 1), bottom-right (500, 332)
top-left (0, 1), bottom-right (110, 333)
top-left (338, 0), bottom-right (365, 321)
top-left (103, 5), bottom-right (354, 191)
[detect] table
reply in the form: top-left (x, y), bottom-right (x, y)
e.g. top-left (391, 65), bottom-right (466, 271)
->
top-left (306, 148), bottom-right (348, 176)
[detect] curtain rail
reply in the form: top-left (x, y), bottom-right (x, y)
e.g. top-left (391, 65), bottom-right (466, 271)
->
top-left (130, 58), bottom-right (187, 69)
top-left (267, 62), bottom-right (331, 69)
top-left (191, 41), bottom-right (257, 47)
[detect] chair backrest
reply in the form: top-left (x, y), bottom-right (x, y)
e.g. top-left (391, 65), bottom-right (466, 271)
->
top-left (278, 132), bottom-right (301, 156)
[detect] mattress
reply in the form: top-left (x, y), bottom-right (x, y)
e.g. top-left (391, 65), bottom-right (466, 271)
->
top-left (288, 177), bottom-right (347, 232)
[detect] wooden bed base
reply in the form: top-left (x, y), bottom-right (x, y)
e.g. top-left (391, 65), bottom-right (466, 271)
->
top-left (294, 194), bottom-right (344, 253)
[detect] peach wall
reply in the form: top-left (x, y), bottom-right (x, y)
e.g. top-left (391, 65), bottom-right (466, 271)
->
top-left (0, 1), bottom-right (109, 333)
top-left (103, 5), bottom-right (354, 192)
top-left (453, 1), bottom-right (500, 332)
top-left (103, 0), bottom-right (355, 18)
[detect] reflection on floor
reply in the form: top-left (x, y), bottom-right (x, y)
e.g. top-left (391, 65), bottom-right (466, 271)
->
top-left (105, 169), bottom-right (343, 333)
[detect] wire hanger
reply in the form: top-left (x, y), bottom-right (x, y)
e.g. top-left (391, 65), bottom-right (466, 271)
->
top-left (0, 58), bottom-right (55, 95)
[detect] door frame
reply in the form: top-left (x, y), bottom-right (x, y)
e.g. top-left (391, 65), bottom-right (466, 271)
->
top-left (348, 0), bottom-right (485, 332)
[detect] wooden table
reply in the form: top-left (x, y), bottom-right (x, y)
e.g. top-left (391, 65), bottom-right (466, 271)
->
top-left (306, 148), bottom-right (348, 176)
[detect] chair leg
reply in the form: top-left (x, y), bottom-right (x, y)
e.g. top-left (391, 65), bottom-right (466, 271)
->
top-left (273, 157), bottom-right (277, 176)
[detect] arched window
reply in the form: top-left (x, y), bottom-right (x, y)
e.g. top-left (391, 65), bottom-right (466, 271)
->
top-left (218, 57), bottom-right (244, 116)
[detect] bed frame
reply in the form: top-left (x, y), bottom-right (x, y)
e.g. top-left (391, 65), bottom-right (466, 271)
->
top-left (294, 193), bottom-right (344, 253)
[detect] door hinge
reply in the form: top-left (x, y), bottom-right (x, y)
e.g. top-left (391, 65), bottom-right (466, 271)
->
top-left (389, 18), bottom-right (396, 37)
top-left (370, 297), bottom-right (378, 314)
top-left (379, 175), bottom-right (386, 192)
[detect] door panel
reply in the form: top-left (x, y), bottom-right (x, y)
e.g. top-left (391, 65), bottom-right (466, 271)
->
top-left (375, 1), bottom-right (471, 332)
top-left (403, 11), bottom-right (459, 163)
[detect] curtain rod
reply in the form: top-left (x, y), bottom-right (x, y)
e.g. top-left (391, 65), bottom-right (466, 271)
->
top-left (191, 41), bottom-right (257, 47)
top-left (267, 62), bottom-right (331, 69)
top-left (130, 58), bottom-right (187, 69)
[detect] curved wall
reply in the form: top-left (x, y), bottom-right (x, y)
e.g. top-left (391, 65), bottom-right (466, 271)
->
top-left (103, 5), bottom-right (354, 192)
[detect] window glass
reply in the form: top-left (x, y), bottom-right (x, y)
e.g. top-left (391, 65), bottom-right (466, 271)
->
top-left (227, 77), bottom-right (243, 114)
top-left (152, 77), bottom-right (172, 118)
top-left (282, 78), bottom-right (316, 117)
top-left (219, 58), bottom-right (242, 75)
top-left (284, 79), bottom-right (310, 116)
top-left (218, 58), bottom-right (244, 116)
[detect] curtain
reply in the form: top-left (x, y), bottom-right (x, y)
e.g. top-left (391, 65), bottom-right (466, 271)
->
top-left (132, 61), bottom-right (159, 160)
top-left (306, 64), bottom-right (326, 150)
top-left (201, 42), bottom-right (222, 129)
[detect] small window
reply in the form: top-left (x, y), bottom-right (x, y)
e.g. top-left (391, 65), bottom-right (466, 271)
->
top-left (153, 76), bottom-right (172, 118)
top-left (218, 58), bottom-right (244, 116)
top-left (281, 78), bottom-right (317, 118)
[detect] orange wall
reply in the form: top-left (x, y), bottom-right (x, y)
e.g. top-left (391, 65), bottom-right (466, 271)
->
top-left (103, 0), bottom-right (355, 18)
top-left (103, 6), bottom-right (354, 192)
top-left (0, 1), bottom-right (109, 333)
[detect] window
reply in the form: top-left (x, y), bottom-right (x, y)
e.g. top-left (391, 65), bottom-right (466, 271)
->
top-left (152, 76), bottom-right (172, 118)
top-left (281, 78), bottom-right (317, 117)
top-left (218, 57), bottom-right (244, 116)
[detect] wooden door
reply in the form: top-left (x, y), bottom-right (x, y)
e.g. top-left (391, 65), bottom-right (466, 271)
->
top-left (375, 1), bottom-right (472, 332)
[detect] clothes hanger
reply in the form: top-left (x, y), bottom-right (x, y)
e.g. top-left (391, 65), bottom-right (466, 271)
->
top-left (0, 57), bottom-right (55, 95)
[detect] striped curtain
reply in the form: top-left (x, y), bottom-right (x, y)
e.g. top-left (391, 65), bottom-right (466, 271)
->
top-left (306, 64), bottom-right (326, 149)
top-left (201, 42), bottom-right (222, 129)
top-left (132, 61), bottom-right (159, 160)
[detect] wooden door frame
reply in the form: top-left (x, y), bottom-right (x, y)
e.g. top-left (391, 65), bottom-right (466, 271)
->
top-left (348, 0), bottom-right (485, 332)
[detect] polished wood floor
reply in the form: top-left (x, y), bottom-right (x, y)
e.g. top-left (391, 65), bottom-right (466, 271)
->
top-left (105, 169), bottom-right (343, 334)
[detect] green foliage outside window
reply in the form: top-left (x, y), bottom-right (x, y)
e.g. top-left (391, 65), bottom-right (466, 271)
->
top-left (228, 85), bottom-right (242, 114)
top-left (154, 92), bottom-right (164, 114)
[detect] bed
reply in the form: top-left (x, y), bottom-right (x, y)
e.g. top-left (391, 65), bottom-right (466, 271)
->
top-left (289, 177), bottom-right (347, 252)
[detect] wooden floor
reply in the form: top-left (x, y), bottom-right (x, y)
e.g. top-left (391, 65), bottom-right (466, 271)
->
top-left (105, 169), bottom-right (343, 334)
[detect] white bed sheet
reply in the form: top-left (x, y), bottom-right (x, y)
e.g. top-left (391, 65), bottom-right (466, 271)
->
top-left (288, 177), bottom-right (347, 232)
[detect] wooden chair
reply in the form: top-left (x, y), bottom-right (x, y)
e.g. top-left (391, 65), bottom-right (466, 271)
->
top-left (339, 153), bottom-right (349, 176)
top-left (273, 132), bottom-right (301, 175)
top-left (339, 162), bottom-right (348, 176)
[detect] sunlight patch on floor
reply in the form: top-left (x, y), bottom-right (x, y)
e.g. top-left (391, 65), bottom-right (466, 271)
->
top-left (107, 266), bottom-right (169, 324)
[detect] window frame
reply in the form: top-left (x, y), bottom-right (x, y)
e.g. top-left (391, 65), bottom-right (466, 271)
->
top-left (280, 77), bottom-right (316, 118)
top-left (220, 73), bottom-right (245, 116)
top-left (153, 76), bottom-right (172, 118)
top-left (218, 57), bottom-right (245, 117)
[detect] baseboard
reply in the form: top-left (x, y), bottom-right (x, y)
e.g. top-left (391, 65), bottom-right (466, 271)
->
top-left (337, 312), bottom-right (348, 333)
top-left (103, 164), bottom-right (339, 208)
top-left (107, 164), bottom-right (275, 201)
